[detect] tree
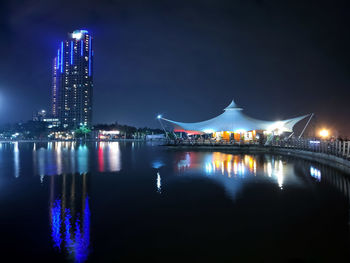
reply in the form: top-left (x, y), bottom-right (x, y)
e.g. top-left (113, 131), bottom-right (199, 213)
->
top-left (75, 126), bottom-right (91, 139)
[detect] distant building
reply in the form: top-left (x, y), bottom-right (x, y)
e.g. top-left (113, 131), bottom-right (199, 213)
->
top-left (32, 109), bottom-right (60, 128)
top-left (42, 117), bottom-right (60, 128)
top-left (52, 29), bottom-right (94, 129)
top-left (32, 109), bottom-right (47, 121)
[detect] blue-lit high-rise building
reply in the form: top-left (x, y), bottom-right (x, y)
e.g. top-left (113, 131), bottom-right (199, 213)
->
top-left (52, 30), bottom-right (93, 129)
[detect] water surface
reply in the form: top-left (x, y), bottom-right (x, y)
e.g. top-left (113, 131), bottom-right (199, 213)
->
top-left (0, 142), bottom-right (349, 262)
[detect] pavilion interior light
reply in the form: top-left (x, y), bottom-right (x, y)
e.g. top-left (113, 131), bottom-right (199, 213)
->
top-left (203, 129), bottom-right (215, 134)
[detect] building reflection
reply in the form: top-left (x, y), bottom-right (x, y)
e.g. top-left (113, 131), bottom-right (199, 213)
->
top-left (97, 142), bottom-right (121, 172)
top-left (49, 173), bottom-right (90, 263)
top-left (31, 142), bottom-right (122, 175)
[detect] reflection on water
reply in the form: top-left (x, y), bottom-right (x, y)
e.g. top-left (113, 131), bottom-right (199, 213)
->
top-left (175, 152), bottom-right (300, 199)
top-left (14, 142), bottom-right (19, 178)
top-left (97, 142), bottom-right (121, 172)
top-left (310, 166), bottom-right (321, 182)
top-left (156, 172), bottom-right (161, 194)
top-left (2, 142), bottom-right (350, 262)
top-left (26, 142), bottom-right (122, 176)
top-left (49, 173), bottom-right (90, 263)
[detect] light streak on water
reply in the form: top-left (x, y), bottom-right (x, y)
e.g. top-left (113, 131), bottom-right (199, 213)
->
top-left (108, 142), bottom-right (121, 172)
top-left (157, 172), bottom-right (161, 194)
top-left (310, 166), bottom-right (321, 182)
top-left (14, 142), bottom-right (19, 178)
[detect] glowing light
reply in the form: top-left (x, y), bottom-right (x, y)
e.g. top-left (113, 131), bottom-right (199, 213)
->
top-left (57, 49), bottom-right (60, 69)
top-left (72, 32), bottom-right (82, 39)
top-left (157, 115), bottom-right (162, 119)
top-left (80, 40), bottom-right (83, 56)
top-left (319, 129), bottom-right (329, 138)
top-left (234, 129), bottom-right (246, 133)
top-left (203, 129), bottom-right (215, 134)
top-left (72, 30), bottom-right (88, 40)
top-left (310, 140), bottom-right (320, 144)
top-left (60, 42), bottom-right (63, 73)
top-left (101, 130), bottom-right (120, 135)
top-left (267, 121), bottom-right (288, 134)
top-left (152, 160), bottom-right (164, 169)
top-left (88, 37), bottom-right (92, 76)
top-left (70, 41), bottom-right (73, 64)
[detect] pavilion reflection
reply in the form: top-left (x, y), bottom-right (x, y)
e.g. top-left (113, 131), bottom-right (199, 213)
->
top-left (49, 173), bottom-right (90, 263)
top-left (175, 152), bottom-right (290, 198)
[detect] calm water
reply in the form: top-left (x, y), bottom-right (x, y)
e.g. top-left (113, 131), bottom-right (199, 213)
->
top-left (0, 141), bottom-right (350, 262)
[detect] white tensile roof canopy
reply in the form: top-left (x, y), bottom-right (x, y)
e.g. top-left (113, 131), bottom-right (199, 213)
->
top-left (160, 99), bottom-right (310, 134)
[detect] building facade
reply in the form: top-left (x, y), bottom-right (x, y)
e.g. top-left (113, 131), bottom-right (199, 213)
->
top-left (52, 30), bottom-right (93, 129)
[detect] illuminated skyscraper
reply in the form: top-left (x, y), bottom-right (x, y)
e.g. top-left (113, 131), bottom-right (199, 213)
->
top-left (52, 30), bottom-right (93, 129)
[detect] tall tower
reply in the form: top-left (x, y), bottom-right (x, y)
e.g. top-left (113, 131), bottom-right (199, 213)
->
top-left (52, 30), bottom-right (93, 129)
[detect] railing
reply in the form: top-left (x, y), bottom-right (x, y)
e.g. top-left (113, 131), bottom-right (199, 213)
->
top-left (271, 139), bottom-right (350, 160)
top-left (167, 139), bottom-right (260, 146)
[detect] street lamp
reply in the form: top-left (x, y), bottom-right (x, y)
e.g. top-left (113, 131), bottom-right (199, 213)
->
top-left (319, 129), bottom-right (329, 138)
top-left (156, 114), bottom-right (168, 139)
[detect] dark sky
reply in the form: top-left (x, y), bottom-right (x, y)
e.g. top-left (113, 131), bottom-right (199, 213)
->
top-left (0, 0), bottom-right (349, 135)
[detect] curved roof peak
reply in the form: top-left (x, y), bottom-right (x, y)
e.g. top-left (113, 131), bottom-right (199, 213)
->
top-left (224, 99), bottom-right (243, 111)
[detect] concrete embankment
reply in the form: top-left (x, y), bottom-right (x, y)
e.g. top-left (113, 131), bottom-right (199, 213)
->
top-left (165, 145), bottom-right (350, 173)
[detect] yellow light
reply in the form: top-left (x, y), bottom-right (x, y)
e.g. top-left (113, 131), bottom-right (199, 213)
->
top-left (319, 129), bottom-right (329, 138)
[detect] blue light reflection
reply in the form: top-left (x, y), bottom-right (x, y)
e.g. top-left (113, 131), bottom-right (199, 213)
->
top-left (50, 196), bottom-right (90, 263)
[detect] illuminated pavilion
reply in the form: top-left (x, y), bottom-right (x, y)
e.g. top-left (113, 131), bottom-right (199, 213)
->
top-left (160, 99), bottom-right (310, 141)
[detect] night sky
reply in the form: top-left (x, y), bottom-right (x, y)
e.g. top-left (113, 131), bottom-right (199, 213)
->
top-left (0, 0), bottom-right (349, 135)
